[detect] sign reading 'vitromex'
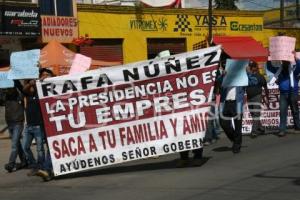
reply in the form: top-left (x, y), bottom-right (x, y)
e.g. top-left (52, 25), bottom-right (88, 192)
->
top-left (36, 46), bottom-right (221, 176)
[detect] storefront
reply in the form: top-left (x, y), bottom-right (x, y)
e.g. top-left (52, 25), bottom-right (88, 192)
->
top-left (0, 2), bottom-right (40, 67)
top-left (76, 5), bottom-right (299, 64)
top-left (78, 4), bottom-right (269, 63)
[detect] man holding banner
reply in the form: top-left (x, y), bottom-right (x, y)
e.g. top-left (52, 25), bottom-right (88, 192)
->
top-left (35, 46), bottom-right (222, 176)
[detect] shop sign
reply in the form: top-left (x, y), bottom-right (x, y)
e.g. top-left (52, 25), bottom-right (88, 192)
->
top-left (230, 21), bottom-right (263, 31)
top-left (0, 5), bottom-right (40, 36)
top-left (41, 15), bottom-right (78, 43)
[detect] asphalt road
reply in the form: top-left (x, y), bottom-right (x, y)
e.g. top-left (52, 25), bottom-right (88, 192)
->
top-left (0, 132), bottom-right (300, 200)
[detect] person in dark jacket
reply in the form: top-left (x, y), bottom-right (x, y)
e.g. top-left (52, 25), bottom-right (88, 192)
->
top-left (3, 86), bottom-right (26, 172)
top-left (219, 66), bottom-right (258, 153)
top-left (246, 61), bottom-right (269, 138)
top-left (267, 58), bottom-right (300, 136)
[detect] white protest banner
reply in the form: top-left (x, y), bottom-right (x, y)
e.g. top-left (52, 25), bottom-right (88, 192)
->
top-left (222, 59), bottom-right (249, 87)
top-left (0, 72), bottom-right (14, 88)
top-left (36, 46), bottom-right (221, 176)
top-left (7, 49), bottom-right (40, 80)
top-left (69, 54), bottom-right (92, 75)
top-left (269, 36), bottom-right (296, 62)
top-left (242, 83), bottom-right (300, 134)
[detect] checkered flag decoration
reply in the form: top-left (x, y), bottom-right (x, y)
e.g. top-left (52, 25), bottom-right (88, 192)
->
top-left (173, 14), bottom-right (192, 32)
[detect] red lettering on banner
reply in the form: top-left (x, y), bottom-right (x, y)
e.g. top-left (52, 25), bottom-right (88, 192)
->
top-left (183, 113), bottom-right (207, 135)
top-left (52, 136), bottom-right (87, 159)
top-left (183, 116), bottom-right (192, 135)
top-left (169, 118), bottom-right (177, 136)
top-left (53, 140), bottom-right (61, 159)
top-left (98, 131), bottom-right (107, 150)
top-left (119, 121), bottom-right (170, 146)
top-left (89, 134), bottom-right (98, 152)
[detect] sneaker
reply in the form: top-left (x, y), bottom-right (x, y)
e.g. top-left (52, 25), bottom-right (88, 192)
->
top-left (203, 141), bottom-right (212, 146)
top-left (36, 170), bottom-right (53, 182)
top-left (15, 162), bottom-right (28, 170)
top-left (4, 163), bottom-right (14, 173)
top-left (191, 158), bottom-right (204, 167)
top-left (27, 168), bottom-right (39, 176)
top-left (211, 139), bottom-right (217, 144)
top-left (176, 159), bottom-right (189, 168)
top-left (232, 144), bottom-right (241, 154)
top-left (257, 128), bottom-right (265, 135)
top-left (294, 128), bottom-right (300, 134)
top-left (250, 132), bottom-right (257, 138)
top-left (278, 131), bottom-right (286, 137)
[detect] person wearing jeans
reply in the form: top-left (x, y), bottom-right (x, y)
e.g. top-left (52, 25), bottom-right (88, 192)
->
top-left (22, 77), bottom-right (46, 170)
top-left (23, 125), bottom-right (45, 168)
top-left (246, 61), bottom-right (269, 138)
top-left (219, 67), bottom-right (258, 153)
top-left (3, 87), bottom-right (26, 172)
top-left (279, 91), bottom-right (300, 134)
top-left (267, 59), bottom-right (300, 136)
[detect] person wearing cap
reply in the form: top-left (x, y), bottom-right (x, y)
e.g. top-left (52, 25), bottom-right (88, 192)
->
top-left (246, 61), bottom-right (269, 138)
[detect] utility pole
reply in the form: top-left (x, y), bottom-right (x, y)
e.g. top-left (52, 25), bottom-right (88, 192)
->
top-left (297, 0), bottom-right (299, 20)
top-left (280, 0), bottom-right (284, 27)
top-left (208, 0), bottom-right (213, 46)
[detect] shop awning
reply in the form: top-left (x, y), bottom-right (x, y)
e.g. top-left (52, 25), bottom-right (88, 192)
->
top-left (213, 36), bottom-right (268, 62)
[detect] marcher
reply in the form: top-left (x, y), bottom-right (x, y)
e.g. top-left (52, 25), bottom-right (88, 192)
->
top-left (219, 63), bottom-right (258, 153)
top-left (35, 68), bottom-right (55, 181)
top-left (246, 61), bottom-right (269, 138)
top-left (204, 65), bottom-right (223, 145)
top-left (267, 57), bottom-right (300, 137)
top-left (3, 86), bottom-right (26, 172)
top-left (22, 68), bottom-right (54, 171)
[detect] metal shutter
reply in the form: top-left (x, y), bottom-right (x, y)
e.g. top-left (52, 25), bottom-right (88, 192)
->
top-left (80, 39), bottom-right (123, 63)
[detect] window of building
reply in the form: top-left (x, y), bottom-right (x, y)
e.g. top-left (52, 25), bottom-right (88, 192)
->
top-left (80, 39), bottom-right (123, 63)
top-left (147, 38), bottom-right (186, 59)
top-left (39, 0), bottom-right (73, 16)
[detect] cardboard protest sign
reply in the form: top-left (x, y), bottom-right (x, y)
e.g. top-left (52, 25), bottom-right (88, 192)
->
top-left (269, 36), bottom-right (296, 62)
top-left (296, 52), bottom-right (300, 60)
top-left (0, 72), bottom-right (14, 88)
top-left (222, 59), bottom-right (249, 87)
top-left (36, 46), bottom-right (221, 176)
top-left (69, 54), bottom-right (92, 75)
top-left (7, 49), bottom-right (40, 79)
top-left (242, 83), bottom-right (300, 134)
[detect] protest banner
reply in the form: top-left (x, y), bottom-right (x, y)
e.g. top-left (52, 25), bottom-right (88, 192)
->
top-left (69, 54), bottom-right (92, 75)
top-left (36, 46), bottom-right (221, 176)
top-left (222, 59), bottom-right (249, 87)
top-left (0, 72), bottom-right (14, 88)
top-left (242, 83), bottom-right (300, 134)
top-left (7, 49), bottom-right (40, 79)
top-left (269, 36), bottom-right (296, 62)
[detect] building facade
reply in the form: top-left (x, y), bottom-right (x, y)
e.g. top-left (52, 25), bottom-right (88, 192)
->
top-left (77, 4), bottom-right (300, 64)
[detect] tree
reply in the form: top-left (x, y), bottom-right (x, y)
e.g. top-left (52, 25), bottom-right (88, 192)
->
top-left (214, 0), bottom-right (239, 10)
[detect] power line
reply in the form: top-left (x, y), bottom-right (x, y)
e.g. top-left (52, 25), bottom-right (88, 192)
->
top-left (242, 0), bottom-right (277, 9)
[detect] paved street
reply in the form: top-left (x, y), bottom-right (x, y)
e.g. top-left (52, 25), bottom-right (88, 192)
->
top-left (0, 132), bottom-right (300, 200)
